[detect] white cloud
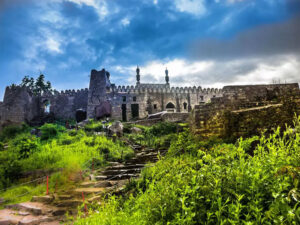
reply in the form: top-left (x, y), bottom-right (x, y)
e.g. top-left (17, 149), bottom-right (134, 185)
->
top-left (121, 17), bottom-right (130, 26)
top-left (111, 56), bottom-right (300, 88)
top-left (227, 0), bottom-right (245, 3)
top-left (45, 38), bottom-right (62, 53)
top-left (174, 0), bottom-right (206, 16)
top-left (233, 56), bottom-right (300, 85)
top-left (66, 0), bottom-right (108, 20)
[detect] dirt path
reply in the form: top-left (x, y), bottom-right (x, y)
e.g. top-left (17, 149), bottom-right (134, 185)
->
top-left (0, 145), bottom-right (167, 225)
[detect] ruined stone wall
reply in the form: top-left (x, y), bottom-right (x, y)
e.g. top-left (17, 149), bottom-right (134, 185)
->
top-left (191, 83), bottom-right (300, 139)
top-left (42, 88), bottom-right (89, 120)
top-left (87, 69), bottom-right (111, 118)
top-left (0, 86), bottom-right (40, 128)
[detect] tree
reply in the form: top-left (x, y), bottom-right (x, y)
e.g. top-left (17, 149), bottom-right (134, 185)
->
top-left (20, 74), bottom-right (52, 95)
top-left (21, 76), bottom-right (35, 90)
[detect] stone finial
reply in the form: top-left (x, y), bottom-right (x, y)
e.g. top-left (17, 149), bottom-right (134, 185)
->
top-left (165, 67), bottom-right (169, 84)
top-left (136, 66), bottom-right (140, 85)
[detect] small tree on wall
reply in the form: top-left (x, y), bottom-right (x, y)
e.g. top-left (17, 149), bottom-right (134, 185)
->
top-left (20, 74), bottom-right (52, 96)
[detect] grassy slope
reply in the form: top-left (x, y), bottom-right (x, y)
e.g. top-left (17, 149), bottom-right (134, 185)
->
top-left (75, 119), bottom-right (300, 225)
top-left (0, 121), bottom-right (133, 205)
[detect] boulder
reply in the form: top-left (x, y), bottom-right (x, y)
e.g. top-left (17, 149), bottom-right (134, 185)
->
top-left (77, 119), bottom-right (89, 127)
top-left (131, 127), bottom-right (142, 134)
top-left (108, 121), bottom-right (123, 137)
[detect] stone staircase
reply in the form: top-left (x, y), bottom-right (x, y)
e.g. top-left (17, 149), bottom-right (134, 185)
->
top-left (0, 145), bottom-right (167, 225)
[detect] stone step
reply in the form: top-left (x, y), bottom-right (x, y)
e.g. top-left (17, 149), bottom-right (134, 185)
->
top-left (107, 162), bottom-right (122, 166)
top-left (56, 195), bottom-right (72, 201)
top-left (0, 208), bottom-right (24, 225)
top-left (87, 195), bottom-right (102, 203)
top-left (105, 174), bottom-right (139, 181)
top-left (74, 187), bottom-right (105, 196)
top-left (132, 145), bottom-right (142, 150)
top-left (94, 181), bottom-right (113, 188)
top-left (31, 195), bottom-right (54, 204)
top-left (40, 221), bottom-right (62, 225)
top-left (94, 175), bottom-right (108, 181)
top-left (101, 168), bottom-right (141, 176)
top-left (108, 164), bottom-right (145, 170)
top-left (5, 202), bottom-right (50, 216)
top-left (18, 215), bottom-right (54, 225)
top-left (54, 200), bottom-right (82, 208)
top-left (79, 181), bottom-right (97, 188)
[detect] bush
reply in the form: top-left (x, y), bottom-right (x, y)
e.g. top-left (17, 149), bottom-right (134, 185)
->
top-left (75, 118), bottom-right (300, 225)
top-left (146, 122), bottom-right (177, 137)
top-left (0, 142), bottom-right (4, 151)
top-left (0, 124), bottom-right (29, 142)
top-left (40, 123), bottom-right (65, 140)
top-left (12, 134), bottom-right (39, 159)
top-left (84, 120), bottom-right (104, 132)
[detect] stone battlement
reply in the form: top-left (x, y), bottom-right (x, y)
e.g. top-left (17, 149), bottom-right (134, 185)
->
top-left (112, 85), bottom-right (222, 94)
top-left (57, 88), bottom-right (89, 96)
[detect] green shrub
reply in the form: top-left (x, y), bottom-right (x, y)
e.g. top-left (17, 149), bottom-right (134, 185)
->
top-left (84, 120), bottom-right (104, 132)
top-left (12, 134), bottom-right (39, 159)
top-left (146, 122), bottom-right (177, 137)
top-left (0, 142), bottom-right (4, 151)
top-left (75, 118), bottom-right (300, 225)
top-left (0, 124), bottom-right (29, 142)
top-left (40, 123), bottom-right (65, 140)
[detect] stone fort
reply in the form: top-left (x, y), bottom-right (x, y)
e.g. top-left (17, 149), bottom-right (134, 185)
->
top-left (0, 67), bottom-right (299, 132)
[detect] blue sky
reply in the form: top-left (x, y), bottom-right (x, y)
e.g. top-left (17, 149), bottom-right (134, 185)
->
top-left (0, 0), bottom-right (300, 99)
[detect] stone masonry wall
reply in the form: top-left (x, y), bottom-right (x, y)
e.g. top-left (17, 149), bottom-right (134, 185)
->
top-left (191, 83), bottom-right (300, 139)
top-left (0, 86), bottom-right (40, 129)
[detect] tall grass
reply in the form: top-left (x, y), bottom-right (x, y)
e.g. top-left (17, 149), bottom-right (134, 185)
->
top-left (75, 117), bottom-right (300, 225)
top-left (0, 124), bottom-right (133, 191)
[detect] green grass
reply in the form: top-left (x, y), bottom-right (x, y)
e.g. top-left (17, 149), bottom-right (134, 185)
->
top-left (75, 117), bottom-right (300, 225)
top-left (0, 123), bottom-right (134, 203)
top-left (0, 184), bottom-right (46, 208)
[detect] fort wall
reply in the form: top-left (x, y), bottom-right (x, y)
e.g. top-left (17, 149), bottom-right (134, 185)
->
top-left (191, 83), bottom-right (300, 139)
top-left (0, 68), bottom-right (298, 128)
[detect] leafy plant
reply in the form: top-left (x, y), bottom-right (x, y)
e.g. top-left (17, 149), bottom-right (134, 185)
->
top-left (40, 123), bottom-right (65, 140)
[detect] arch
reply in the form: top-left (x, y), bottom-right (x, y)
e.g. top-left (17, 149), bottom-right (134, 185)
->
top-left (166, 102), bottom-right (175, 109)
top-left (43, 99), bottom-right (51, 114)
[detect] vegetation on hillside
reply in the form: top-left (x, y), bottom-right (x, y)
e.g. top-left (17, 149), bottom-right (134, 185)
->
top-left (0, 121), bottom-right (133, 204)
top-left (75, 118), bottom-right (300, 225)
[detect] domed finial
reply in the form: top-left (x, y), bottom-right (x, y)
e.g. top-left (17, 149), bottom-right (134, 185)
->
top-left (136, 65), bottom-right (140, 84)
top-left (165, 67), bottom-right (169, 84)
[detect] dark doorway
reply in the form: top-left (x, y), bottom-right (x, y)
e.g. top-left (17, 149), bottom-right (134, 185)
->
top-left (131, 104), bottom-right (139, 119)
top-left (183, 102), bottom-right (187, 110)
top-left (76, 109), bottom-right (87, 123)
top-left (166, 102), bottom-right (176, 112)
top-left (122, 104), bottom-right (127, 121)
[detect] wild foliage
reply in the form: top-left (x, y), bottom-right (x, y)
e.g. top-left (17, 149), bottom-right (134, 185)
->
top-left (125, 122), bottom-right (181, 149)
top-left (75, 117), bottom-right (300, 225)
top-left (0, 123), bottom-right (133, 191)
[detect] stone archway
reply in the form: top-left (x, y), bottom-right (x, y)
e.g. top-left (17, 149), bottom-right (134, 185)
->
top-left (42, 99), bottom-right (51, 114)
top-left (166, 102), bottom-right (175, 112)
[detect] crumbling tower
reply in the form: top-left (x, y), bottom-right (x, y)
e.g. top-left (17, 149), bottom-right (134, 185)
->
top-left (87, 69), bottom-right (111, 118)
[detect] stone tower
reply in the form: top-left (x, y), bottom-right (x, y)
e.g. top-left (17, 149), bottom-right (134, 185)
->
top-left (87, 69), bottom-right (111, 118)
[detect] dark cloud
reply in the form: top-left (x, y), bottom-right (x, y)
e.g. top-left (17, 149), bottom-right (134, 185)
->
top-left (189, 14), bottom-right (300, 60)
